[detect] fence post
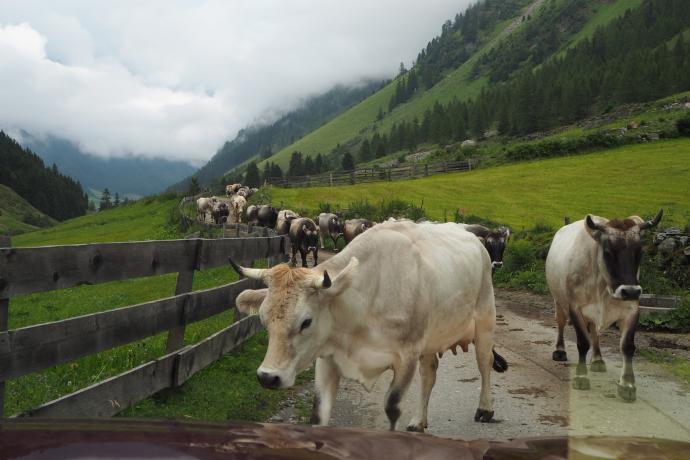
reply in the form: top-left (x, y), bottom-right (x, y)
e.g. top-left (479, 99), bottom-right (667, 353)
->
top-left (329, 173), bottom-right (333, 187)
top-left (388, 167), bottom-right (392, 181)
top-left (424, 164), bottom-right (429, 176)
top-left (444, 162), bottom-right (448, 173)
top-left (0, 236), bottom-right (10, 416)
top-left (350, 171), bottom-right (355, 185)
top-left (165, 238), bottom-right (198, 353)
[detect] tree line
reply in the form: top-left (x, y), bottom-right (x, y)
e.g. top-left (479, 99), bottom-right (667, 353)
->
top-left (0, 131), bottom-right (88, 221)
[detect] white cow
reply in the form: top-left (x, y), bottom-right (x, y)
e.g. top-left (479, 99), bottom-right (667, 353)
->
top-left (226, 183), bottom-right (242, 196)
top-left (196, 197), bottom-right (217, 222)
top-left (230, 195), bottom-right (247, 224)
top-left (275, 209), bottom-right (298, 235)
top-left (545, 210), bottom-right (662, 401)
top-left (231, 220), bottom-right (506, 431)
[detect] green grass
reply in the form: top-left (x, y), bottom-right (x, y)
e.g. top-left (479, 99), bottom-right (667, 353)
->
top-left (5, 195), bottom-right (298, 421)
top-left (12, 195), bottom-right (177, 247)
top-left (269, 139), bottom-right (690, 229)
top-left (639, 349), bottom-right (690, 385)
top-left (0, 184), bottom-right (56, 236)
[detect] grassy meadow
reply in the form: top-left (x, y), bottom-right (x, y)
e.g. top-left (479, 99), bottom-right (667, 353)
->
top-left (0, 184), bottom-right (56, 236)
top-left (269, 139), bottom-right (690, 229)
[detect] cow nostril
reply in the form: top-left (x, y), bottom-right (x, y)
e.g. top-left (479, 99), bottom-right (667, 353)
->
top-left (257, 371), bottom-right (281, 389)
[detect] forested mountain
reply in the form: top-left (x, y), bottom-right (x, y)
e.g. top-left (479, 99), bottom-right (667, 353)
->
top-left (173, 81), bottom-right (382, 190)
top-left (260, 0), bottom-right (690, 171)
top-left (0, 131), bottom-right (88, 221)
top-left (21, 133), bottom-right (196, 198)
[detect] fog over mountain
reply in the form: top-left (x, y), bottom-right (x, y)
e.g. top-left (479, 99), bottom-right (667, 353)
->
top-left (0, 0), bottom-right (470, 164)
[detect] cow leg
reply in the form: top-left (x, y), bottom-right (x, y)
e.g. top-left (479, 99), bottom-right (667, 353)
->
top-left (617, 310), bottom-right (639, 402)
top-left (319, 232), bottom-right (325, 250)
top-left (310, 357), bottom-right (340, 425)
top-left (299, 248), bottom-right (308, 267)
top-left (291, 244), bottom-right (298, 267)
top-left (569, 309), bottom-right (591, 390)
top-left (312, 248), bottom-right (318, 266)
top-left (589, 322), bottom-right (606, 372)
top-left (474, 330), bottom-right (495, 423)
top-left (384, 359), bottom-right (416, 431)
top-left (406, 353), bottom-right (438, 432)
top-left (552, 303), bottom-right (568, 361)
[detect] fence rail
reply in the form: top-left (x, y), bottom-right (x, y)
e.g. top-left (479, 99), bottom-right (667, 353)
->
top-left (266, 159), bottom-right (476, 188)
top-left (0, 234), bottom-right (287, 417)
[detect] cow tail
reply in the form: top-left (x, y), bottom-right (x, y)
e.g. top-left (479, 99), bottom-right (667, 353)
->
top-left (492, 348), bottom-right (508, 373)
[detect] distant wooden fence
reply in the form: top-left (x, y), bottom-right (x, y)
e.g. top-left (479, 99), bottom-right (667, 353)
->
top-left (266, 159), bottom-right (476, 188)
top-left (0, 233), bottom-right (287, 417)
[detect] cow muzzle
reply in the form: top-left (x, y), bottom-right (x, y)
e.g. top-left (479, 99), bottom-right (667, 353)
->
top-left (614, 285), bottom-right (642, 301)
top-left (257, 370), bottom-right (282, 389)
top-left (491, 261), bottom-right (503, 270)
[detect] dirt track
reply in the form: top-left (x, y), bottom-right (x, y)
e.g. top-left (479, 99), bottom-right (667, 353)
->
top-left (270, 250), bottom-right (690, 441)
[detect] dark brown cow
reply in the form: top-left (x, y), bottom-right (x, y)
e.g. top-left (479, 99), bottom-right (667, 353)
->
top-left (257, 205), bottom-right (278, 228)
top-left (288, 217), bottom-right (319, 267)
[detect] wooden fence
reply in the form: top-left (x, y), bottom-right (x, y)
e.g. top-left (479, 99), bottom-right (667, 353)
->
top-left (0, 233), bottom-right (287, 417)
top-left (266, 159), bottom-right (476, 188)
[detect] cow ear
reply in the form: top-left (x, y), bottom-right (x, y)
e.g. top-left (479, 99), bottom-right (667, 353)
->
top-left (502, 228), bottom-right (511, 239)
top-left (302, 224), bottom-right (308, 232)
top-left (236, 288), bottom-right (267, 315)
top-left (584, 215), bottom-right (605, 240)
top-left (321, 257), bottom-right (358, 298)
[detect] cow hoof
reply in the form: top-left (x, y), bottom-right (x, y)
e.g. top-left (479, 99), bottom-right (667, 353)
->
top-left (474, 408), bottom-right (494, 423)
top-left (552, 350), bottom-right (568, 362)
top-left (590, 360), bottom-right (607, 372)
top-left (617, 383), bottom-right (636, 402)
top-left (572, 376), bottom-right (590, 390)
top-left (406, 423), bottom-right (425, 433)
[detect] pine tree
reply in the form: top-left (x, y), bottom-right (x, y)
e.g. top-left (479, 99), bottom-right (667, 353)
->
top-left (244, 161), bottom-right (261, 187)
top-left (99, 188), bottom-right (112, 211)
top-left (358, 139), bottom-right (372, 163)
top-left (341, 152), bottom-right (355, 171)
top-left (114, 192), bottom-right (120, 207)
top-left (262, 162), bottom-right (271, 184)
top-left (188, 177), bottom-right (200, 195)
top-left (288, 151), bottom-right (304, 176)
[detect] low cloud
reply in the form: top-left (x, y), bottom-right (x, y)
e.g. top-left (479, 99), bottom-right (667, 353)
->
top-left (0, 1), bottom-right (469, 163)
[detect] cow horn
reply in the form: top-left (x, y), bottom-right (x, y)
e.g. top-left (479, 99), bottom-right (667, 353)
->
top-left (639, 209), bottom-right (663, 230)
top-left (228, 257), bottom-right (268, 281)
top-left (585, 214), bottom-right (606, 233)
top-left (311, 270), bottom-right (332, 289)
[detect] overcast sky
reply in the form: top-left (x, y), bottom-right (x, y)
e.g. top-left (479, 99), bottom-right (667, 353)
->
top-left (0, 0), bottom-right (471, 164)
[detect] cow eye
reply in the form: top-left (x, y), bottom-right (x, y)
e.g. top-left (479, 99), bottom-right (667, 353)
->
top-left (300, 318), bottom-right (312, 332)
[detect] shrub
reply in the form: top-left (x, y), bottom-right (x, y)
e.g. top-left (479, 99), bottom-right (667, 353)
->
top-left (503, 240), bottom-right (537, 272)
top-left (639, 300), bottom-right (690, 333)
top-left (676, 112), bottom-right (690, 137)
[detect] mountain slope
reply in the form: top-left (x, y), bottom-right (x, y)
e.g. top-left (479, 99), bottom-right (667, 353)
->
top-left (21, 133), bottom-right (196, 198)
top-left (174, 81), bottom-right (382, 190)
top-left (261, 0), bottom-right (656, 169)
top-left (0, 184), bottom-right (56, 236)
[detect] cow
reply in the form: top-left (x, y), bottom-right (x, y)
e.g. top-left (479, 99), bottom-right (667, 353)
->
top-left (545, 210), bottom-right (663, 402)
top-left (257, 205), bottom-right (278, 228)
top-left (211, 202), bottom-right (230, 224)
top-left (237, 187), bottom-right (251, 198)
top-left (226, 183), bottom-right (243, 196)
top-left (318, 213), bottom-right (343, 250)
top-left (230, 219), bottom-right (506, 432)
top-left (231, 195), bottom-right (247, 223)
top-left (276, 209), bottom-right (299, 235)
top-left (196, 197), bottom-right (217, 222)
top-left (246, 205), bottom-right (259, 225)
top-left (458, 224), bottom-right (510, 271)
top-left (289, 217), bottom-right (320, 267)
top-left (343, 218), bottom-right (373, 244)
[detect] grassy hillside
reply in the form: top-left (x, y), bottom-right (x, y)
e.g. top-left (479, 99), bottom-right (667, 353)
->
top-left (13, 195), bottom-right (177, 247)
top-left (0, 184), bottom-right (56, 236)
top-left (261, 0), bottom-right (645, 171)
top-left (270, 139), bottom-right (690, 229)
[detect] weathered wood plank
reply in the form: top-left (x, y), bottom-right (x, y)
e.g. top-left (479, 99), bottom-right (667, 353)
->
top-left (165, 268), bottom-right (195, 353)
top-left (0, 236), bottom-right (9, 416)
top-left (0, 239), bottom-right (200, 298)
top-left (0, 279), bottom-right (261, 381)
top-left (175, 315), bottom-right (263, 386)
top-left (19, 350), bottom-right (181, 418)
top-left (0, 236), bottom-right (284, 299)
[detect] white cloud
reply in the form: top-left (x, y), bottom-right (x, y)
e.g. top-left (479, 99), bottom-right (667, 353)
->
top-left (0, 1), bottom-right (471, 163)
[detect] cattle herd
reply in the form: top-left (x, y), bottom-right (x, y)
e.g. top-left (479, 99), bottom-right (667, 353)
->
top-left (215, 185), bottom-right (662, 434)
